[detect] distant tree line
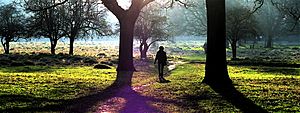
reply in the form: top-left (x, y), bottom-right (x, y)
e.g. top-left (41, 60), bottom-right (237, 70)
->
top-left (0, 0), bottom-right (173, 60)
top-left (168, 0), bottom-right (300, 60)
top-left (0, 0), bottom-right (111, 55)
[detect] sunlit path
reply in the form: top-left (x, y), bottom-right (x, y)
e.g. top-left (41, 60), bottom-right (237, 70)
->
top-left (93, 61), bottom-right (183, 113)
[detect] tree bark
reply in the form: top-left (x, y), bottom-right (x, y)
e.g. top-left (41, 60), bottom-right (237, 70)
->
top-left (139, 43), bottom-right (143, 58)
top-left (141, 45), bottom-right (148, 59)
top-left (140, 41), bottom-right (149, 60)
top-left (69, 37), bottom-right (75, 55)
top-left (50, 39), bottom-right (57, 55)
top-left (116, 16), bottom-right (136, 71)
top-left (231, 41), bottom-right (237, 60)
top-left (4, 41), bottom-right (9, 54)
top-left (265, 34), bottom-right (272, 48)
top-left (203, 0), bottom-right (232, 86)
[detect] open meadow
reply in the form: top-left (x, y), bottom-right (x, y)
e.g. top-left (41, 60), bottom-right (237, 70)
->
top-left (0, 38), bottom-right (300, 112)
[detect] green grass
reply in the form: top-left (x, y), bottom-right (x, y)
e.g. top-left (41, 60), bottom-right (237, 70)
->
top-left (182, 54), bottom-right (206, 62)
top-left (229, 66), bottom-right (300, 112)
top-left (0, 66), bottom-right (116, 111)
top-left (139, 63), bottom-right (300, 112)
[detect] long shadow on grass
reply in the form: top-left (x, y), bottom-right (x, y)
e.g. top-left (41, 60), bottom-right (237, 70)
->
top-left (0, 71), bottom-right (184, 112)
top-left (0, 66), bottom-right (56, 73)
top-left (0, 94), bottom-right (69, 112)
top-left (250, 67), bottom-right (300, 75)
top-left (0, 76), bottom-right (119, 112)
top-left (0, 53), bottom-right (100, 68)
top-left (209, 84), bottom-right (268, 113)
top-left (0, 75), bottom-right (119, 112)
top-left (66, 71), bottom-right (186, 113)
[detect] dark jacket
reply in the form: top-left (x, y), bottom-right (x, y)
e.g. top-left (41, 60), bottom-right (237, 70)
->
top-left (155, 50), bottom-right (167, 65)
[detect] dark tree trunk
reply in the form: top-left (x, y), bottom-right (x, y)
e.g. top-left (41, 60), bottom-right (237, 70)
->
top-left (50, 39), bottom-right (57, 55)
top-left (139, 43), bottom-right (143, 58)
top-left (114, 71), bottom-right (134, 87)
top-left (4, 41), bottom-right (9, 54)
top-left (140, 41), bottom-right (148, 60)
top-left (203, 0), bottom-right (232, 86)
top-left (116, 16), bottom-right (136, 71)
top-left (265, 35), bottom-right (272, 48)
top-left (231, 41), bottom-right (237, 60)
top-left (3, 37), bottom-right (11, 54)
top-left (141, 45), bottom-right (148, 59)
top-left (69, 37), bottom-right (75, 55)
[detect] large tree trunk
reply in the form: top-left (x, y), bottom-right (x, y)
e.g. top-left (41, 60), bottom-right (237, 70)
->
top-left (203, 0), bottom-right (232, 86)
top-left (69, 37), bottom-right (75, 55)
top-left (116, 16), bottom-right (136, 71)
top-left (231, 41), bottom-right (237, 60)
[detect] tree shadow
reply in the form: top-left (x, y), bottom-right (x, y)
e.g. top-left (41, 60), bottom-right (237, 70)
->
top-left (115, 85), bottom-right (162, 113)
top-left (0, 53), bottom-right (100, 68)
top-left (250, 67), bottom-right (300, 76)
top-left (0, 94), bottom-right (68, 112)
top-left (0, 72), bottom-right (121, 113)
top-left (228, 59), bottom-right (300, 68)
top-left (0, 66), bottom-right (56, 73)
top-left (208, 83), bottom-right (268, 113)
top-left (65, 71), bottom-right (182, 113)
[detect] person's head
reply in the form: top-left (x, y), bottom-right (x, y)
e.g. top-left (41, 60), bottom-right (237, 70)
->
top-left (159, 46), bottom-right (164, 51)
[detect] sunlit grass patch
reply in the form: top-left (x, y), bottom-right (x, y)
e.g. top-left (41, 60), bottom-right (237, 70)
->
top-left (0, 66), bottom-right (116, 111)
top-left (141, 63), bottom-right (300, 112)
top-left (138, 64), bottom-right (240, 112)
top-left (228, 66), bottom-right (300, 112)
top-left (181, 54), bottom-right (206, 62)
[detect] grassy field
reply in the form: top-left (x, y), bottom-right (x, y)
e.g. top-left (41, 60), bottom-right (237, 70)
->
top-left (1, 40), bottom-right (300, 112)
top-left (135, 63), bottom-right (300, 112)
top-left (0, 66), bottom-right (116, 112)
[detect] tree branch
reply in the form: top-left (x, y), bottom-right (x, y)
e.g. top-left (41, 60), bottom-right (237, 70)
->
top-left (25, 0), bottom-right (68, 11)
top-left (101, 0), bottom-right (125, 19)
top-left (141, 0), bottom-right (155, 9)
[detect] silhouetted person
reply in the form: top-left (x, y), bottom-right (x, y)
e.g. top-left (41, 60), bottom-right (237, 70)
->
top-left (154, 46), bottom-right (167, 82)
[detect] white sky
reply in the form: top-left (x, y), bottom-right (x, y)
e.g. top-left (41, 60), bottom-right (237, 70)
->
top-left (107, 0), bottom-right (132, 26)
top-left (1, 0), bottom-right (10, 4)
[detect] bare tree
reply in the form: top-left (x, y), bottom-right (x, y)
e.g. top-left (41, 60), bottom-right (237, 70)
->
top-left (62, 0), bottom-right (111, 55)
top-left (27, 0), bottom-right (67, 54)
top-left (271, 0), bottom-right (300, 31)
top-left (226, 6), bottom-right (258, 60)
top-left (134, 2), bottom-right (169, 60)
top-left (184, 0), bottom-right (207, 35)
top-left (0, 3), bottom-right (26, 54)
top-left (167, 0), bottom-right (206, 36)
top-left (254, 0), bottom-right (285, 48)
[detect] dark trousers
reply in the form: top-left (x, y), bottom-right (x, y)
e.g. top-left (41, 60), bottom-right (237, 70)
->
top-left (158, 63), bottom-right (164, 81)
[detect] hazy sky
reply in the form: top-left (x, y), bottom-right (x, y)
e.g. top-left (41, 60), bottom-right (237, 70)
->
top-left (0, 0), bottom-right (126, 29)
top-left (1, 0), bottom-right (10, 4)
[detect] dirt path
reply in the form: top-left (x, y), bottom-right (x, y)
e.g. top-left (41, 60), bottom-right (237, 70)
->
top-left (95, 85), bottom-right (161, 113)
top-left (93, 60), bottom-right (185, 113)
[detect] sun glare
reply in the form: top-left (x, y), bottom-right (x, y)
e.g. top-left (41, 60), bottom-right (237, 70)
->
top-left (116, 0), bottom-right (132, 10)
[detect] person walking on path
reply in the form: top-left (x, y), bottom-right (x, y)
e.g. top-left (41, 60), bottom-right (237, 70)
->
top-left (154, 46), bottom-right (168, 82)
